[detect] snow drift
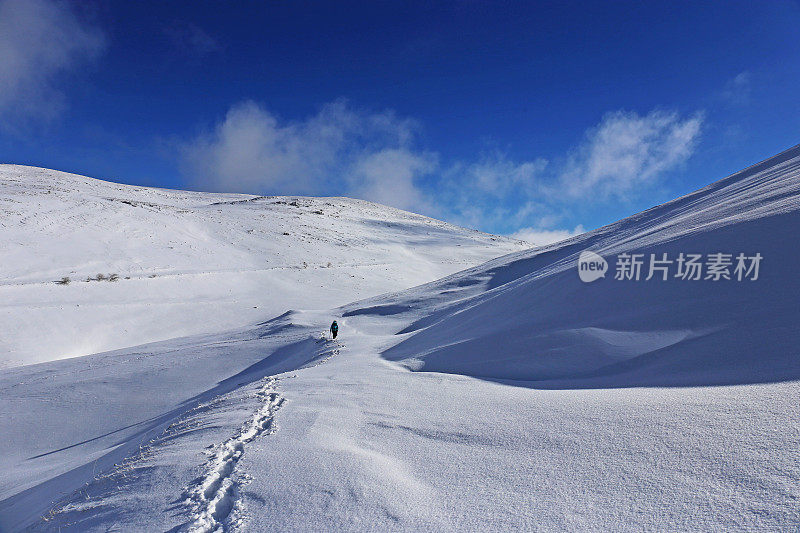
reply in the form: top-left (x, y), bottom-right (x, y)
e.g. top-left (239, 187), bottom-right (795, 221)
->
top-left (347, 143), bottom-right (800, 387)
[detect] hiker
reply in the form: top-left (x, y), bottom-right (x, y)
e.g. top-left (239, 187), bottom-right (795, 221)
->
top-left (330, 320), bottom-right (339, 340)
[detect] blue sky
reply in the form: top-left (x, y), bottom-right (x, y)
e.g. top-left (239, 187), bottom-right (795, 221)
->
top-left (1, 0), bottom-right (799, 242)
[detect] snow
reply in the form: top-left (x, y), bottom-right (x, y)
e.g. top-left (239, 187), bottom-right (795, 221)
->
top-left (0, 165), bottom-right (527, 367)
top-left (371, 143), bottom-right (800, 387)
top-left (187, 377), bottom-right (285, 533)
top-left (2, 145), bottom-right (800, 531)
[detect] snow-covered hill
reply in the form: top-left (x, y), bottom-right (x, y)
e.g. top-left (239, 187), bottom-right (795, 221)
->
top-left (2, 146), bottom-right (799, 531)
top-left (367, 143), bottom-right (800, 387)
top-left (0, 165), bottom-right (527, 367)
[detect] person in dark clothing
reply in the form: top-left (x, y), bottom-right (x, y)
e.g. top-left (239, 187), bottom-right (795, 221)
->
top-left (330, 320), bottom-right (338, 339)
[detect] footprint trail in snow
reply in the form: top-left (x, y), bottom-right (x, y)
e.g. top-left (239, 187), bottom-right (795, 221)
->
top-left (184, 339), bottom-right (341, 532)
top-left (185, 378), bottom-right (285, 532)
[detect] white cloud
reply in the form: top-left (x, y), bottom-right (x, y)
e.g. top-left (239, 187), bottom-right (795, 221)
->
top-left (722, 71), bottom-right (751, 105)
top-left (350, 148), bottom-right (436, 212)
top-left (437, 109), bottom-right (701, 232)
top-left (558, 110), bottom-right (703, 199)
top-left (181, 102), bottom-right (703, 238)
top-left (465, 153), bottom-right (546, 196)
top-left (181, 100), bottom-right (433, 212)
top-left (0, 0), bottom-right (104, 125)
top-left (510, 225), bottom-right (585, 246)
top-left (183, 101), bottom-right (338, 195)
top-left (438, 153), bottom-right (547, 229)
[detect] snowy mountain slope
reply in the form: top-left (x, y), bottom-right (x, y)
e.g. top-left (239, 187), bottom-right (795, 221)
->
top-left (0, 312), bottom-right (336, 531)
top-left (359, 143), bottom-right (800, 387)
top-left (0, 165), bottom-right (528, 368)
top-left (237, 144), bottom-right (799, 531)
top-left (3, 146), bottom-right (800, 531)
